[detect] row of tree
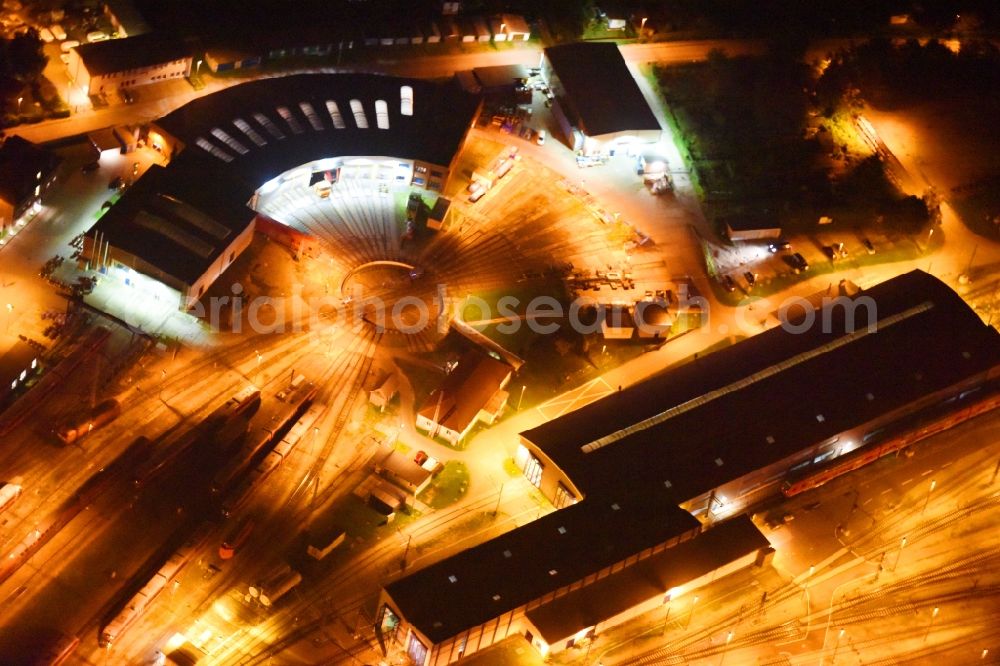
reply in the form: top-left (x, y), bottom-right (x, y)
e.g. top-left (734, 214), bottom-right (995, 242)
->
top-left (0, 29), bottom-right (48, 102)
top-left (817, 38), bottom-right (1000, 108)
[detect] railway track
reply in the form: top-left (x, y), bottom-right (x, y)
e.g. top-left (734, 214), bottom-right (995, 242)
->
top-left (617, 546), bottom-right (1000, 666)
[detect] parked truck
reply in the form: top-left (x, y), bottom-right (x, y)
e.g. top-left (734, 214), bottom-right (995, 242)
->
top-left (55, 398), bottom-right (121, 445)
top-left (252, 564), bottom-right (302, 607)
top-left (0, 478), bottom-right (23, 514)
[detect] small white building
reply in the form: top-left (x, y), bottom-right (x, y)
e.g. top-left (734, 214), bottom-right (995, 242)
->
top-left (500, 14), bottom-right (531, 41)
top-left (369, 372), bottom-right (399, 410)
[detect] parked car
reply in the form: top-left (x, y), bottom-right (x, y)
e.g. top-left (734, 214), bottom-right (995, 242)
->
top-left (792, 252), bottom-right (809, 271)
top-left (414, 451), bottom-right (429, 466)
top-left (722, 274), bottom-right (736, 292)
top-left (81, 161), bottom-right (99, 173)
top-left (744, 271), bottom-right (757, 287)
top-left (60, 39), bottom-right (79, 52)
top-left (50, 24), bottom-right (67, 40)
top-left (536, 129), bottom-right (546, 146)
top-left (767, 239), bottom-right (791, 253)
top-left (861, 238), bottom-right (875, 255)
top-left (108, 176), bottom-right (123, 190)
top-left (38, 27), bottom-right (54, 42)
top-left (86, 30), bottom-right (108, 42)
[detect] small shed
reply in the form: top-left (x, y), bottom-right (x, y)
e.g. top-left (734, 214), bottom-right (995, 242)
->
top-left (473, 64), bottom-right (530, 97)
top-left (427, 197), bottom-right (452, 231)
top-left (423, 21), bottom-right (441, 43)
top-left (489, 17), bottom-right (507, 41)
top-left (439, 17), bottom-right (461, 41)
top-left (375, 448), bottom-right (433, 495)
top-left (722, 214), bottom-right (782, 242)
top-left (500, 14), bottom-right (531, 41)
top-left (369, 372), bottom-right (399, 410)
top-left (370, 480), bottom-right (406, 514)
top-left (634, 301), bottom-right (673, 339)
top-left (88, 128), bottom-right (123, 156)
top-left (472, 17), bottom-right (491, 42)
top-left (601, 305), bottom-right (635, 340)
top-left (114, 125), bottom-right (139, 153)
top-left (204, 46), bottom-right (262, 73)
top-left (459, 18), bottom-right (477, 42)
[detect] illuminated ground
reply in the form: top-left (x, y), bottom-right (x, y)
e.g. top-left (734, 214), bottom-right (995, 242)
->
top-left (0, 130), bottom-right (676, 665)
top-left (499, 408), bottom-right (1000, 666)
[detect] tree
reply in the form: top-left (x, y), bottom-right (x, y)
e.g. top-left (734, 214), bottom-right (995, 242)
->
top-left (5, 29), bottom-right (48, 86)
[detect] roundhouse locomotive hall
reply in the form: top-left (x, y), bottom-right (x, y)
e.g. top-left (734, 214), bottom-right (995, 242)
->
top-left (378, 270), bottom-right (1000, 665)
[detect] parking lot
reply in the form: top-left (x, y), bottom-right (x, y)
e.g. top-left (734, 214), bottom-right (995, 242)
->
top-left (710, 227), bottom-right (926, 297)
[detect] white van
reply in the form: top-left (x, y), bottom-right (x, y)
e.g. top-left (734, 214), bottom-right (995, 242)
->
top-left (51, 24), bottom-right (67, 40)
top-left (60, 39), bottom-right (80, 52)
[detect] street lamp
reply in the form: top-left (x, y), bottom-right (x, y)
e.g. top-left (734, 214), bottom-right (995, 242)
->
top-left (195, 59), bottom-right (203, 77)
top-left (921, 478), bottom-right (936, 516)
top-left (891, 536), bottom-right (908, 572)
top-left (398, 529), bottom-right (413, 570)
top-left (158, 369), bottom-right (167, 401)
top-left (718, 630), bottom-right (734, 666)
top-left (640, 17), bottom-right (648, 33)
top-left (832, 628), bottom-right (846, 661)
top-left (17, 96), bottom-right (23, 114)
top-left (685, 595), bottom-right (699, 630)
top-left (492, 481), bottom-right (504, 516)
top-left (518, 384), bottom-right (526, 410)
top-left (923, 606), bottom-right (939, 643)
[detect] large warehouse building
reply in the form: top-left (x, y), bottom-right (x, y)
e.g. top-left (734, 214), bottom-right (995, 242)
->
top-left (540, 42), bottom-right (662, 154)
top-left (379, 492), bottom-right (769, 665)
top-left (82, 73), bottom-right (481, 312)
top-left (515, 271), bottom-right (1000, 520)
top-left (149, 73), bottom-right (481, 198)
top-left (83, 161), bottom-right (256, 310)
top-left (379, 271), bottom-right (1000, 665)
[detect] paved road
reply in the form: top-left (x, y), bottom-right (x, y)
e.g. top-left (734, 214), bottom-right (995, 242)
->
top-left (8, 38), bottom-right (774, 145)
